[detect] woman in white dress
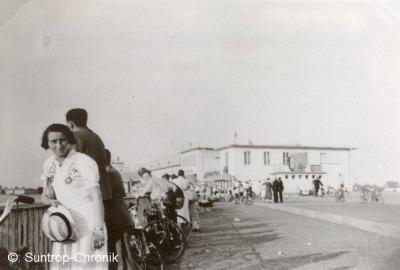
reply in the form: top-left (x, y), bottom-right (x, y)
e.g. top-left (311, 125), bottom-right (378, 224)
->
top-left (41, 124), bottom-right (108, 270)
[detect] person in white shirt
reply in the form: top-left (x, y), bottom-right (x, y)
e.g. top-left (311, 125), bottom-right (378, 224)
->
top-left (172, 170), bottom-right (201, 232)
top-left (171, 170), bottom-right (190, 225)
top-left (136, 167), bottom-right (176, 227)
top-left (40, 123), bottom-right (108, 270)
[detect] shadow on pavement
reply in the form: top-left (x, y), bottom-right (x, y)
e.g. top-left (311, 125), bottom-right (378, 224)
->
top-left (261, 251), bottom-right (349, 270)
top-left (330, 266), bottom-right (354, 270)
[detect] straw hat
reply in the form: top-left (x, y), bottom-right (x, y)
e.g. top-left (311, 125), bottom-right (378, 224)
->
top-left (42, 205), bottom-right (78, 242)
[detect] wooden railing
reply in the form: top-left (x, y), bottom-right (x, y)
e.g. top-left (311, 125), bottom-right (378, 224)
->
top-left (0, 198), bottom-right (138, 269)
top-left (0, 203), bottom-right (51, 268)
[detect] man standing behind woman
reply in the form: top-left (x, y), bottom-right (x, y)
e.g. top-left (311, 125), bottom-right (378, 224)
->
top-left (66, 109), bottom-right (133, 269)
top-left (65, 109), bottom-right (114, 230)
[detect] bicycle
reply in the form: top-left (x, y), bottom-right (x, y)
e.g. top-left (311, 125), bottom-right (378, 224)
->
top-left (161, 201), bottom-right (192, 244)
top-left (128, 201), bottom-right (165, 270)
top-left (0, 194), bottom-right (45, 270)
top-left (142, 199), bottom-right (186, 264)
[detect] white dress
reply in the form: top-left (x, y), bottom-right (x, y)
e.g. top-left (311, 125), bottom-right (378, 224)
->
top-left (41, 149), bottom-right (108, 270)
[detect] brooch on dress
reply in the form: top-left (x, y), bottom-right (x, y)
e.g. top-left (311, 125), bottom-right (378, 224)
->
top-left (65, 163), bottom-right (80, 184)
top-left (65, 177), bottom-right (73, 184)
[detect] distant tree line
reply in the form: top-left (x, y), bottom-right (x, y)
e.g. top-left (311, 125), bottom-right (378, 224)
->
top-left (0, 185), bottom-right (43, 194)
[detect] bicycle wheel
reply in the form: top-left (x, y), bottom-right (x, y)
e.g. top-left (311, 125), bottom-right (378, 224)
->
top-left (177, 215), bottom-right (192, 244)
top-left (129, 228), bottom-right (165, 270)
top-left (144, 219), bottom-right (185, 264)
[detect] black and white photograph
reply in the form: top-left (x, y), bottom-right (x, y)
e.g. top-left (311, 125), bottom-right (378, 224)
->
top-left (1, 0), bottom-right (400, 269)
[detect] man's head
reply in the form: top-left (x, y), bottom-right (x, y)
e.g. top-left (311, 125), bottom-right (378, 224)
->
top-left (178, 169), bottom-right (185, 177)
top-left (66, 108), bottom-right (88, 130)
top-left (138, 167), bottom-right (151, 181)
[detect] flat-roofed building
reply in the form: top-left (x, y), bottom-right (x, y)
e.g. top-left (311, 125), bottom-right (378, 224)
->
top-left (136, 143), bottom-right (355, 193)
top-left (217, 144), bottom-right (355, 193)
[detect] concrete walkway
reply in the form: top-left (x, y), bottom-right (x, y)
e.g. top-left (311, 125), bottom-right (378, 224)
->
top-left (254, 195), bottom-right (400, 240)
top-left (170, 202), bottom-right (400, 270)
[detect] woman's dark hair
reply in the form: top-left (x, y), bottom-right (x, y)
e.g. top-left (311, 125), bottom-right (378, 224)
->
top-left (41, 124), bottom-right (76, 149)
top-left (105, 149), bottom-right (111, 166)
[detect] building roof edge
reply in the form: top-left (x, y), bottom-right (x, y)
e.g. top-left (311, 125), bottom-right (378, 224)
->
top-left (179, 147), bottom-right (215, 154)
top-left (216, 144), bottom-right (356, 151)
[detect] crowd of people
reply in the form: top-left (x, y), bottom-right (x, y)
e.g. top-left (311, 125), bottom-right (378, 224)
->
top-left (226, 177), bottom-right (285, 204)
top-left (39, 108), bottom-right (204, 270)
top-left (130, 168), bottom-right (202, 233)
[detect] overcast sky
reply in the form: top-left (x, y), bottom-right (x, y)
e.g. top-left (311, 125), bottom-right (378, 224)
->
top-left (1, 0), bottom-right (400, 188)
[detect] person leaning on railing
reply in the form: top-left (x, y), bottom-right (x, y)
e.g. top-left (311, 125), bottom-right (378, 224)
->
top-left (135, 168), bottom-right (177, 228)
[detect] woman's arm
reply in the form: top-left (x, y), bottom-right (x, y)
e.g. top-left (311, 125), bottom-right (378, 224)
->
top-left (41, 186), bottom-right (62, 207)
top-left (88, 185), bottom-right (105, 249)
top-left (76, 154), bottom-right (105, 249)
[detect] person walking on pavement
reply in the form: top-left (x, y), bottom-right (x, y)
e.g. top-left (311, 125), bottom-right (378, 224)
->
top-left (263, 178), bottom-right (273, 203)
top-left (273, 177), bottom-right (284, 203)
top-left (312, 176), bottom-right (323, 197)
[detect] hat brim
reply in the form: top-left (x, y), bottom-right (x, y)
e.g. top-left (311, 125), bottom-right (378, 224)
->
top-left (42, 205), bottom-right (79, 242)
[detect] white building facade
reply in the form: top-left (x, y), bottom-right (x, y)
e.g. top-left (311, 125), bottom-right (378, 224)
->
top-left (180, 148), bottom-right (219, 180)
top-left (139, 144), bottom-right (355, 193)
top-left (218, 145), bottom-right (354, 193)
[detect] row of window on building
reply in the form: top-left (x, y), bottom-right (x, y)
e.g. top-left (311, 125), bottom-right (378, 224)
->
top-left (182, 151), bottom-right (327, 168)
top-left (224, 151), bottom-right (327, 166)
top-left (282, 174), bottom-right (320, 179)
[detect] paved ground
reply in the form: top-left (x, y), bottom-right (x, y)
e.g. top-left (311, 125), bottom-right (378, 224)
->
top-left (271, 193), bottom-right (400, 226)
top-left (169, 202), bottom-right (400, 270)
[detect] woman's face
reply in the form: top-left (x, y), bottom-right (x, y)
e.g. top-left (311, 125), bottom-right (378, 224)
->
top-left (48, 132), bottom-right (71, 159)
